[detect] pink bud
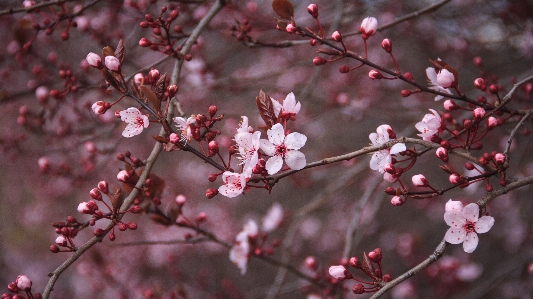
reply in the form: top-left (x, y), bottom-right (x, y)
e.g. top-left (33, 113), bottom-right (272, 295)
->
top-left (104, 56), bottom-right (121, 72)
top-left (77, 200), bottom-right (98, 214)
top-left (360, 17), bottom-right (378, 39)
top-left (38, 156), bottom-right (50, 172)
top-left (313, 57), bottom-right (326, 66)
top-left (400, 90), bottom-right (411, 97)
top-left (449, 174), bottom-right (461, 184)
top-left (328, 265), bottom-right (347, 279)
top-left (411, 174), bottom-right (428, 187)
top-left (487, 116), bottom-right (497, 130)
top-left (307, 4), bottom-right (318, 18)
top-left (331, 31), bottom-right (342, 42)
top-left (55, 236), bottom-right (67, 246)
top-left (117, 170), bottom-right (130, 183)
top-left (391, 195), bottom-right (405, 206)
top-left (369, 70), bottom-right (383, 80)
top-left (473, 56), bottom-right (483, 66)
top-left (167, 84), bottom-right (178, 97)
top-left (436, 69), bottom-right (455, 88)
top-left (339, 65), bottom-right (350, 73)
top-left (443, 99), bottom-right (458, 111)
top-left (15, 275), bottom-right (32, 291)
top-left (91, 101), bottom-right (110, 115)
top-left (86, 52), bottom-right (102, 68)
top-left (98, 181), bottom-right (109, 193)
top-left (169, 133), bottom-right (180, 144)
top-left (139, 37), bottom-right (152, 47)
top-left (286, 23), bottom-right (297, 33)
top-left (473, 108), bottom-right (485, 121)
top-left (208, 105), bottom-right (217, 117)
top-left (175, 194), bottom-right (187, 205)
top-left (305, 256), bottom-right (318, 270)
top-left (349, 257), bottom-right (361, 268)
top-left (148, 69), bottom-right (160, 81)
top-left (134, 73), bottom-right (144, 85)
top-left (208, 140), bottom-right (219, 157)
top-left (89, 188), bottom-right (102, 200)
top-left (381, 38), bottom-right (392, 53)
top-left (474, 78), bottom-right (486, 90)
top-left (206, 188), bottom-right (218, 198)
top-left (352, 284), bottom-right (365, 294)
top-left (35, 86), bottom-right (49, 104)
top-left (383, 172), bottom-right (397, 183)
top-left (435, 147), bottom-right (448, 162)
top-left (494, 153), bottom-right (505, 164)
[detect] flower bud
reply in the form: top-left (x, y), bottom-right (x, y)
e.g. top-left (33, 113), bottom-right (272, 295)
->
top-left (286, 23), bottom-right (297, 33)
top-left (55, 236), bottom-right (67, 246)
top-left (104, 56), bottom-right (121, 72)
top-left (175, 194), bottom-right (187, 205)
top-left (208, 105), bottom-right (217, 117)
top-left (307, 4), bottom-right (318, 18)
top-left (304, 256), bottom-right (318, 270)
top-left (368, 70), bottom-right (383, 80)
top-left (463, 119), bottom-right (472, 129)
top-left (494, 153), bottom-right (505, 164)
top-left (400, 89), bottom-right (411, 97)
top-left (411, 174), bottom-right (428, 187)
top-left (489, 84), bottom-right (498, 94)
top-left (98, 181), bottom-right (109, 193)
top-left (328, 265), bottom-right (347, 279)
top-left (436, 69), bottom-right (455, 88)
top-left (473, 108), bottom-right (485, 121)
top-left (331, 31), bottom-right (342, 42)
top-left (360, 17), bottom-right (378, 39)
top-left (487, 116), bottom-right (497, 130)
top-left (167, 84), bottom-right (178, 97)
top-left (139, 37), bottom-right (152, 47)
top-left (148, 69), bottom-right (160, 82)
top-left (208, 140), bottom-right (219, 156)
top-left (128, 222), bottom-right (137, 230)
top-left (38, 156), bottom-right (51, 173)
top-left (369, 248), bottom-right (382, 262)
top-left (349, 257), bottom-right (361, 268)
top-left (50, 245), bottom-right (60, 253)
top-left (449, 174), bottom-right (462, 185)
top-left (117, 170), bottom-right (130, 183)
top-left (465, 162), bottom-right (475, 170)
top-left (443, 99), bottom-right (458, 111)
top-left (384, 187), bottom-right (395, 195)
top-left (78, 200), bottom-right (98, 214)
top-left (352, 284), bottom-right (365, 294)
top-left (313, 57), bottom-right (326, 66)
top-left (474, 78), bottom-right (486, 90)
top-left (86, 52), bottom-right (102, 68)
top-left (134, 73), bottom-right (144, 85)
top-left (89, 188), bottom-right (102, 200)
top-left (91, 101), bottom-right (110, 115)
top-left (471, 142), bottom-right (483, 150)
top-left (339, 65), bottom-right (350, 73)
top-left (391, 195), bottom-right (405, 206)
top-left (16, 275), bottom-right (32, 291)
top-left (381, 38), bottom-right (392, 53)
top-left (35, 86), bottom-right (49, 104)
top-left (206, 188), bottom-right (218, 198)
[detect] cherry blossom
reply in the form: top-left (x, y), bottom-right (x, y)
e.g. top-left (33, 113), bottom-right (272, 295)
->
top-left (229, 220), bottom-right (258, 275)
top-left (426, 67), bottom-right (453, 101)
top-left (260, 123), bottom-right (307, 175)
top-left (16, 275), bottom-right (32, 291)
top-left (328, 265), bottom-right (347, 279)
top-left (235, 130), bottom-right (261, 175)
top-left (86, 52), bottom-right (102, 68)
top-left (271, 92), bottom-right (301, 119)
top-left (360, 17), bottom-right (378, 39)
top-left (218, 171), bottom-right (248, 198)
top-left (415, 109), bottom-right (442, 140)
top-left (436, 69), bottom-right (455, 88)
top-left (119, 107), bottom-right (149, 137)
top-left (369, 125), bottom-right (406, 174)
top-left (104, 56), bottom-right (121, 72)
top-left (237, 116), bottom-right (253, 134)
top-left (173, 115), bottom-right (196, 141)
top-left (261, 202), bottom-right (283, 232)
top-left (444, 202), bottom-right (495, 253)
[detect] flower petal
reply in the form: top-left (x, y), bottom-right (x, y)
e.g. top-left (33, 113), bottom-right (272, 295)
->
top-left (260, 139), bottom-right (276, 156)
top-left (265, 156), bottom-right (283, 175)
top-left (475, 216), bottom-right (495, 234)
top-left (445, 227), bottom-right (466, 244)
top-left (463, 232), bottom-right (479, 253)
top-left (463, 203), bottom-right (479, 222)
top-left (390, 143), bottom-right (406, 154)
top-left (122, 123), bottom-right (143, 137)
top-left (444, 211), bottom-right (465, 227)
top-left (445, 199), bottom-right (464, 213)
top-left (267, 123), bottom-right (285, 145)
top-left (284, 132), bottom-right (307, 150)
top-left (285, 150), bottom-right (306, 170)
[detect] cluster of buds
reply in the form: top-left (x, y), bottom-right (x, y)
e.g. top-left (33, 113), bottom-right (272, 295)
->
top-left (329, 248), bottom-right (391, 294)
top-left (49, 216), bottom-right (82, 253)
top-left (3, 275), bottom-right (41, 299)
top-left (231, 19), bottom-right (253, 42)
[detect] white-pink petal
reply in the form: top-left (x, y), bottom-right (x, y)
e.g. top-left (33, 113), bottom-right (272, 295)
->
top-left (284, 150), bottom-right (306, 170)
top-left (445, 227), bottom-right (467, 244)
top-left (462, 203), bottom-right (479, 222)
top-left (284, 132), bottom-right (307, 150)
top-left (260, 139), bottom-right (276, 156)
top-left (475, 216), bottom-right (495, 234)
top-left (267, 124), bottom-right (285, 145)
top-left (390, 143), bottom-right (406, 154)
top-left (265, 156), bottom-right (283, 175)
top-left (445, 199), bottom-right (463, 212)
top-left (463, 232), bottom-right (479, 253)
top-left (444, 211), bottom-right (465, 228)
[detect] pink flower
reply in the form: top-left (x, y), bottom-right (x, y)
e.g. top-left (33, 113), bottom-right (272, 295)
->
top-left (119, 108), bottom-right (149, 137)
top-left (229, 220), bottom-right (258, 275)
top-left (426, 67), bottom-right (453, 101)
top-left (104, 55), bottom-right (121, 72)
top-left (16, 275), bottom-right (32, 291)
top-left (360, 17), bottom-right (378, 39)
top-left (260, 123), bottom-right (307, 175)
top-left (218, 171), bottom-right (248, 198)
top-left (235, 130), bottom-right (261, 176)
top-left (173, 115), bottom-right (196, 141)
top-left (416, 109), bottom-right (442, 140)
top-left (237, 116), bottom-right (253, 134)
top-left (261, 202), bottom-right (283, 232)
top-left (444, 202), bottom-right (495, 253)
top-left (328, 265), bottom-right (347, 279)
top-left (271, 92), bottom-right (301, 119)
top-left (86, 52), bottom-right (102, 68)
top-left (369, 124), bottom-right (394, 145)
top-left (369, 125), bottom-right (405, 174)
top-left (436, 69), bottom-right (455, 88)
top-left (23, 1), bottom-right (36, 8)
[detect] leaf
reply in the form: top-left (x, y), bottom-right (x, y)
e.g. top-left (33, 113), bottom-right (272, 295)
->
top-left (362, 252), bottom-right (375, 278)
top-left (102, 46), bottom-right (114, 58)
top-left (153, 135), bottom-right (169, 143)
top-left (111, 188), bottom-right (124, 211)
top-left (102, 69), bottom-right (121, 91)
top-left (255, 90), bottom-right (277, 129)
top-left (272, 0), bottom-right (294, 19)
top-left (155, 73), bottom-right (167, 99)
top-left (150, 214), bottom-right (172, 226)
top-left (114, 39), bottom-right (126, 63)
top-left (141, 85), bottom-right (161, 112)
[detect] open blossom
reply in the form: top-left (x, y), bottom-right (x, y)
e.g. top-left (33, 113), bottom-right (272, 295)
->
top-left (229, 220), bottom-right (258, 275)
top-left (119, 107), bottom-right (149, 137)
top-left (444, 201), bottom-right (495, 253)
top-left (416, 109), bottom-right (442, 140)
top-left (173, 115), bottom-right (196, 141)
top-left (235, 130), bottom-right (261, 175)
top-left (369, 125), bottom-right (406, 173)
top-left (218, 171), bottom-right (248, 198)
top-left (271, 92), bottom-right (301, 119)
top-left (237, 116), bottom-right (253, 134)
top-left (260, 123), bottom-right (307, 175)
top-left (262, 202), bottom-right (283, 232)
top-left (426, 67), bottom-right (453, 101)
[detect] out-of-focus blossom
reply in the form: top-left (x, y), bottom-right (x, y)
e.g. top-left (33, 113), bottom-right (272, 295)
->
top-left (119, 108), bottom-right (149, 137)
top-left (416, 109), bottom-right (442, 140)
top-left (260, 123), bottom-right (307, 175)
top-left (262, 202), bottom-right (283, 232)
top-left (229, 220), bottom-right (258, 275)
top-left (444, 202), bottom-right (495, 253)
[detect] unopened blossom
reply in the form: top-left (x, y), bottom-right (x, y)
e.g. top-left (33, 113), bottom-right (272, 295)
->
top-left (426, 67), bottom-right (453, 101)
top-left (119, 108), bottom-right (149, 137)
top-left (260, 123), bottom-right (307, 175)
top-left (369, 125), bottom-right (405, 173)
top-left (91, 101), bottom-right (109, 115)
top-left (235, 130), bottom-right (261, 175)
top-left (86, 52), bottom-right (102, 68)
top-left (444, 202), bottom-right (495, 253)
top-left (436, 69), bottom-right (455, 88)
top-left (35, 86), bottom-right (49, 103)
top-left (271, 92), bottom-right (301, 119)
top-left (77, 200), bottom-right (98, 214)
top-left (229, 220), bottom-right (258, 275)
top-left (218, 171), bottom-right (248, 198)
top-left (16, 275), bottom-right (32, 291)
top-left (473, 108), bottom-right (486, 121)
top-left (391, 195), bottom-right (406, 206)
top-left (117, 170), bottom-right (130, 183)
top-left (104, 55), bottom-right (120, 72)
top-left (262, 202), bottom-right (283, 232)
top-left (328, 265), bottom-right (347, 279)
top-left (412, 174), bottom-right (428, 187)
top-left (55, 236), bottom-right (67, 246)
top-left (360, 17), bottom-right (378, 39)
top-left (134, 73), bottom-right (144, 84)
top-left (173, 115), bottom-right (196, 141)
top-left (416, 109), bottom-right (442, 140)
top-left (23, 0), bottom-right (35, 8)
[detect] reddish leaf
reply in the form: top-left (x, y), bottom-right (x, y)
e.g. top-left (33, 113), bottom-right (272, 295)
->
top-left (102, 46), bottom-right (114, 58)
top-left (102, 69), bottom-right (121, 91)
top-left (272, 0), bottom-right (294, 19)
top-left (111, 188), bottom-right (124, 211)
top-left (141, 85), bottom-right (161, 112)
top-left (255, 90), bottom-right (277, 129)
top-left (155, 73), bottom-right (167, 99)
top-left (114, 39), bottom-right (126, 63)
top-left (153, 135), bottom-right (169, 143)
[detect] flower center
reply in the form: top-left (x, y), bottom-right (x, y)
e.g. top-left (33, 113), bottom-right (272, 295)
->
top-left (463, 221), bottom-right (475, 233)
top-left (135, 117), bottom-right (145, 127)
top-left (275, 144), bottom-right (287, 157)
